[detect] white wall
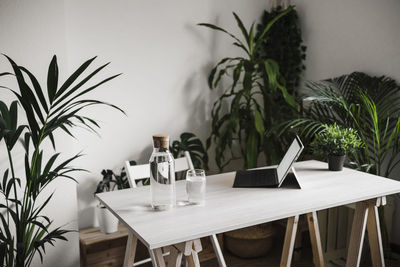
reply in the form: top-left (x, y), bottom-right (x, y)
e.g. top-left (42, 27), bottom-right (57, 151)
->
top-left (294, 0), bottom-right (400, 82)
top-left (62, 0), bottom-right (271, 229)
top-left (1, 0), bottom-right (400, 266)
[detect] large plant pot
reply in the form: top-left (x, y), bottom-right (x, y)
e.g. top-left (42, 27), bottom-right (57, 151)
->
top-left (224, 223), bottom-right (275, 258)
top-left (97, 204), bottom-right (119, 234)
top-left (328, 155), bottom-right (345, 171)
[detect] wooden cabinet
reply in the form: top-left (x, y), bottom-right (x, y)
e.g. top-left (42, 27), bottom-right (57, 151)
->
top-left (80, 224), bottom-right (223, 266)
top-left (79, 224), bottom-right (150, 267)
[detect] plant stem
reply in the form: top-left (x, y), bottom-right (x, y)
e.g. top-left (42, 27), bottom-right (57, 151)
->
top-left (24, 116), bottom-right (48, 208)
top-left (7, 149), bottom-right (19, 222)
top-left (30, 127), bottom-right (46, 176)
top-left (3, 150), bottom-right (11, 226)
top-left (20, 115), bottom-right (48, 266)
top-left (7, 148), bottom-right (23, 266)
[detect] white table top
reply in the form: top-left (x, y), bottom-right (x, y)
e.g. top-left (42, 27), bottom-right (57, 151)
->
top-left (96, 160), bottom-right (400, 249)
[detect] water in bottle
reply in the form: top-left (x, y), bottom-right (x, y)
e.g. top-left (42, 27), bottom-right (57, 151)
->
top-left (149, 135), bottom-right (175, 210)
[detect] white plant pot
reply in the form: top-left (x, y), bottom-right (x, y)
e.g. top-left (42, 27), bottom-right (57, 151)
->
top-left (97, 205), bottom-right (119, 234)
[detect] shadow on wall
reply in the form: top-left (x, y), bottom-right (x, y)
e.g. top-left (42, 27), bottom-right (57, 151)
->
top-left (129, 144), bottom-right (154, 164)
top-left (181, 73), bottom-right (208, 127)
top-left (180, 16), bottom-right (233, 172)
top-left (77, 12), bottom-right (240, 229)
top-left (177, 21), bottom-right (219, 131)
top-left (77, 177), bottom-right (100, 228)
top-left (76, 144), bottom-right (153, 229)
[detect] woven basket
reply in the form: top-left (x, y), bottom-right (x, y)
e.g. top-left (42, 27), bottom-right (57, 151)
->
top-left (224, 223), bottom-right (276, 258)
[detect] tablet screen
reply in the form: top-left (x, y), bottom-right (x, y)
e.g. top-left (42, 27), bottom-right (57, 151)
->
top-left (276, 137), bottom-right (304, 183)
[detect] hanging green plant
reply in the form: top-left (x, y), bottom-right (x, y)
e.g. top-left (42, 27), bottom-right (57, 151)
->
top-left (255, 5), bottom-right (306, 165)
top-left (256, 5), bottom-right (306, 95)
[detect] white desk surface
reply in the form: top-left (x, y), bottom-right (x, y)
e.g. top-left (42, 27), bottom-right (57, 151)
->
top-left (96, 160), bottom-right (400, 249)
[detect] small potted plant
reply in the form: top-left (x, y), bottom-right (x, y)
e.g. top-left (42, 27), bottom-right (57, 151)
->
top-left (312, 123), bottom-right (363, 171)
top-left (95, 167), bottom-right (131, 233)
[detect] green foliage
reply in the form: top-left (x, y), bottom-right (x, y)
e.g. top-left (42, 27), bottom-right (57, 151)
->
top-left (94, 164), bottom-right (134, 194)
top-left (255, 5), bottom-right (306, 165)
top-left (170, 132), bottom-right (208, 170)
top-left (311, 123), bottom-right (363, 156)
top-left (256, 5), bottom-right (306, 95)
top-left (282, 72), bottom-right (400, 256)
top-left (283, 72), bottom-right (400, 178)
top-left (199, 7), bottom-right (296, 171)
top-left (0, 55), bottom-right (123, 266)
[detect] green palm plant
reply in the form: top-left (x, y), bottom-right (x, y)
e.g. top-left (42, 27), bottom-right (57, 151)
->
top-left (281, 72), bottom-right (400, 254)
top-left (0, 55), bottom-right (123, 266)
top-left (283, 72), bottom-right (400, 178)
top-left (199, 7), bottom-right (296, 171)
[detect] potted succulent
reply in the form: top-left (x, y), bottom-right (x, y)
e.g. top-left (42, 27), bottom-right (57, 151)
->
top-left (95, 167), bottom-right (131, 233)
top-left (312, 123), bottom-right (363, 171)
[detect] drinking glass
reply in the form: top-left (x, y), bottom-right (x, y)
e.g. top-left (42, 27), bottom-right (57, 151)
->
top-left (186, 169), bottom-right (206, 205)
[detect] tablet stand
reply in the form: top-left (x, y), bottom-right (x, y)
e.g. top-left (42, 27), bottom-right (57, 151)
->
top-left (280, 167), bottom-right (302, 189)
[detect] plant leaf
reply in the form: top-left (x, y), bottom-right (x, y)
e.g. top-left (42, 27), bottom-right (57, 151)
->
top-left (254, 6), bottom-right (293, 51)
top-left (233, 12), bottom-right (250, 49)
top-left (254, 109), bottom-right (265, 136)
top-left (198, 23), bottom-right (249, 56)
top-left (20, 66), bottom-right (48, 113)
top-left (55, 56), bottom-right (97, 99)
top-left (47, 55), bottom-right (59, 104)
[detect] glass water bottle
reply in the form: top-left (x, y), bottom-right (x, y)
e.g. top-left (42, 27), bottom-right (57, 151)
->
top-left (149, 135), bottom-right (176, 210)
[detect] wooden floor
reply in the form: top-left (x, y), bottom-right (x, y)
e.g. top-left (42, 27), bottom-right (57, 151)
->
top-left (133, 238), bottom-right (400, 267)
top-left (202, 239), bottom-right (314, 267)
top-left (202, 253), bottom-right (312, 267)
top-left (201, 244), bottom-right (400, 267)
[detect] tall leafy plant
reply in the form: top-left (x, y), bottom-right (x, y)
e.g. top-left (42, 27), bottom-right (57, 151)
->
top-left (256, 5), bottom-right (306, 164)
top-left (199, 7), bottom-right (296, 171)
top-left (0, 55), bottom-right (123, 266)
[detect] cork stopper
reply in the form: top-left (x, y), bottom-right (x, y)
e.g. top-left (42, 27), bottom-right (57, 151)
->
top-left (152, 135), bottom-right (169, 149)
